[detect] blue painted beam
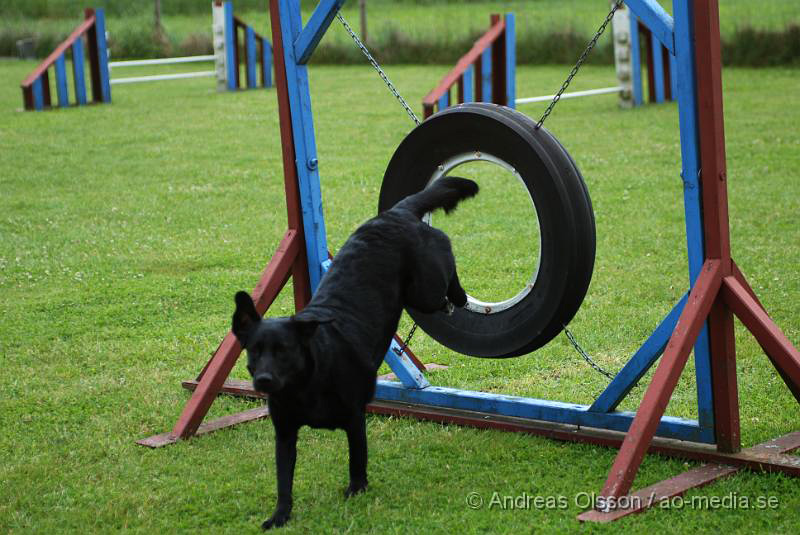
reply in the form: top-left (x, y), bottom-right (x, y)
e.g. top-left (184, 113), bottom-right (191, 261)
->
top-left (629, 14), bottom-right (643, 106)
top-left (624, 0), bottom-right (674, 54)
top-left (462, 65), bottom-right (474, 102)
top-left (480, 47), bottom-right (492, 103)
top-left (278, 0), bottom-right (330, 291)
top-left (673, 0), bottom-right (715, 440)
top-left (294, 0), bottom-right (347, 65)
top-left (71, 39), bottom-right (87, 105)
top-left (224, 1), bottom-right (237, 90)
top-left (383, 340), bottom-right (430, 389)
top-left (669, 52), bottom-right (678, 100)
top-left (31, 77), bottom-right (44, 110)
top-left (54, 54), bottom-right (69, 107)
top-left (651, 31), bottom-right (665, 103)
top-left (375, 381), bottom-right (709, 443)
top-left (590, 293), bottom-right (688, 413)
top-left (94, 8), bottom-right (111, 102)
top-left (504, 13), bottom-right (516, 109)
top-left (262, 38), bottom-right (273, 88)
top-left (246, 26), bottom-right (257, 89)
top-left (438, 90), bottom-right (449, 112)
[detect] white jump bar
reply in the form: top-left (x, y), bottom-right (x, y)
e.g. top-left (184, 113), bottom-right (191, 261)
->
top-left (516, 86), bottom-right (623, 105)
top-left (109, 55), bottom-right (217, 68)
top-left (110, 71), bottom-right (216, 85)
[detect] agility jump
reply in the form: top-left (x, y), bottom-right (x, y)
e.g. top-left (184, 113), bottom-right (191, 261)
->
top-left (139, 0), bottom-right (800, 523)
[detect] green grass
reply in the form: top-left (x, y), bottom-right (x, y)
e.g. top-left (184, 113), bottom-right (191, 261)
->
top-left (1, 59), bottom-right (799, 533)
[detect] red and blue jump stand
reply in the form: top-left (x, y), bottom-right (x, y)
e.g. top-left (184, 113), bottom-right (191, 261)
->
top-left (20, 8), bottom-right (110, 111)
top-left (215, 0), bottom-right (273, 91)
top-left (140, 0), bottom-right (800, 522)
top-left (629, 8), bottom-right (676, 106)
top-left (422, 13), bottom-right (515, 119)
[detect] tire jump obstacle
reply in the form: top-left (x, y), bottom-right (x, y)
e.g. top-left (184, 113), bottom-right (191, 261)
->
top-left (425, 2), bottom-right (675, 117)
top-left (19, 2), bottom-right (271, 112)
top-left (138, 0), bottom-right (800, 523)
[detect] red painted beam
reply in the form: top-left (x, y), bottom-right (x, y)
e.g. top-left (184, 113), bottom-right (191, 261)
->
top-left (662, 45), bottom-right (672, 101)
top-left (694, 0), bottom-right (731, 264)
top-left (722, 275), bottom-right (800, 402)
top-left (20, 14), bottom-right (96, 88)
top-left (640, 24), bottom-right (656, 103)
top-left (599, 259), bottom-right (722, 501)
top-left (490, 14), bottom-right (507, 107)
top-left (85, 8), bottom-right (103, 104)
top-left (270, 0), bottom-right (312, 311)
top-left (422, 17), bottom-right (505, 106)
top-left (693, 0), bottom-right (738, 451)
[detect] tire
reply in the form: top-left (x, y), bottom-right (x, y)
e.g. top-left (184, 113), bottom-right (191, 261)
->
top-left (379, 103), bottom-right (595, 357)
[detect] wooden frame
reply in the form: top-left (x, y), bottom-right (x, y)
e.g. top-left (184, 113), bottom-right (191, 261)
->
top-left (139, 0), bottom-right (800, 523)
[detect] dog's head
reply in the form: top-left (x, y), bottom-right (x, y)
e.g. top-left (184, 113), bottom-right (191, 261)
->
top-left (231, 291), bottom-right (331, 395)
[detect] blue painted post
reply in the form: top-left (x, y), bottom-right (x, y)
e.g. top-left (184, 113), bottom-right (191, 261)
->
top-left (277, 0), bottom-right (330, 291)
top-left (94, 8), bottom-right (111, 102)
top-left (31, 77), bottom-right (44, 110)
top-left (651, 32), bottom-right (665, 103)
top-left (224, 1), bottom-right (237, 90)
top-left (54, 54), bottom-right (69, 107)
top-left (629, 14), bottom-right (643, 106)
top-left (462, 65), bottom-right (474, 102)
top-left (374, 381), bottom-right (706, 443)
top-left (590, 293), bottom-right (688, 413)
top-left (438, 90), bottom-right (449, 112)
top-left (262, 38), bottom-right (272, 88)
top-left (669, 52), bottom-right (678, 101)
top-left (481, 47), bottom-right (492, 103)
top-left (71, 40), bottom-right (87, 105)
top-left (673, 0), bottom-right (715, 440)
top-left (246, 26), bottom-right (257, 89)
top-left (504, 13), bottom-right (516, 109)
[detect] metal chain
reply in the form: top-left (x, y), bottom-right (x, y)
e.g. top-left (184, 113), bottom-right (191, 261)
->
top-left (337, 11), bottom-right (422, 356)
top-left (536, 0), bottom-right (624, 129)
top-left (563, 325), bottom-right (618, 381)
top-left (393, 323), bottom-right (418, 357)
top-left (336, 13), bottom-right (421, 126)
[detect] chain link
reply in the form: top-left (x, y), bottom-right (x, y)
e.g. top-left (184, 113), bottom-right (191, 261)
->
top-left (536, 0), bottom-right (623, 129)
top-left (336, 13), bottom-right (421, 126)
top-left (337, 12), bottom-right (422, 356)
top-left (563, 325), bottom-right (618, 381)
top-left (393, 323), bottom-right (418, 357)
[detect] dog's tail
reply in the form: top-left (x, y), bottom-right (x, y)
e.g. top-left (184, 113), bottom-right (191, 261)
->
top-left (394, 177), bottom-right (479, 219)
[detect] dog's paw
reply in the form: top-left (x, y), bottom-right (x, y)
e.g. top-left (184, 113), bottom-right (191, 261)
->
top-left (440, 299), bottom-right (455, 316)
top-left (344, 480), bottom-right (368, 498)
top-left (261, 510), bottom-right (291, 530)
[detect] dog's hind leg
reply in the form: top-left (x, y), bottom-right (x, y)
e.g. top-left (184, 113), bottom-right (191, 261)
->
top-left (447, 269), bottom-right (468, 308)
top-left (344, 415), bottom-right (368, 497)
top-left (263, 428), bottom-right (298, 530)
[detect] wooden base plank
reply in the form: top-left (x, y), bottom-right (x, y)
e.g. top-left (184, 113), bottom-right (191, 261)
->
top-left (577, 463), bottom-right (738, 523)
top-left (578, 430), bottom-right (800, 522)
top-left (137, 406), bottom-right (269, 448)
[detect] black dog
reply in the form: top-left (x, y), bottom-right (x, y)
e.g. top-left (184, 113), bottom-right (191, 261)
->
top-left (231, 177), bottom-right (478, 529)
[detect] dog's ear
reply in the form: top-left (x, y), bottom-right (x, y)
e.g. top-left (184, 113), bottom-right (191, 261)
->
top-left (291, 310), bottom-right (334, 341)
top-left (232, 291), bottom-right (260, 345)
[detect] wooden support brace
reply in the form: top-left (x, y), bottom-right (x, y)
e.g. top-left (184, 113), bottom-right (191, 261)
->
top-left (137, 230), bottom-right (302, 445)
top-left (599, 259), bottom-right (722, 501)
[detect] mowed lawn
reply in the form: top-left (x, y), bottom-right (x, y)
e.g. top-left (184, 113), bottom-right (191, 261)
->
top-left (1, 58), bottom-right (799, 534)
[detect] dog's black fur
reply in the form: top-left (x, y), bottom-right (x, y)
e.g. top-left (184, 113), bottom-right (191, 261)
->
top-left (232, 177), bottom-right (478, 530)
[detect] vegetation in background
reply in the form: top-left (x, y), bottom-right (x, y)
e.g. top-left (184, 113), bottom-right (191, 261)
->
top-left (0, 0), bottom-right (798, 65)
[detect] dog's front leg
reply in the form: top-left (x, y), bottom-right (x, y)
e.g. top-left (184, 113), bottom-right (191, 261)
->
top-left (344, 414), bottom-right (368, 497)
top-left (263, 428), bottom-right (298, 530)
